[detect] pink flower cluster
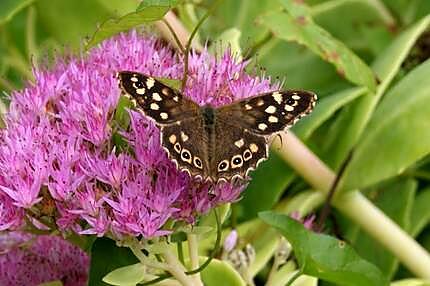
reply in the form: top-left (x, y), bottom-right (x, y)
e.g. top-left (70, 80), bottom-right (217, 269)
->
top-left (0, 232), bottom-right (89, 286)
top-left (0, 31), bottom-right (277, 238)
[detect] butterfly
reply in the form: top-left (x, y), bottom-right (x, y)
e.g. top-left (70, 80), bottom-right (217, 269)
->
top-left (117, 71), bottom-right (317, 183)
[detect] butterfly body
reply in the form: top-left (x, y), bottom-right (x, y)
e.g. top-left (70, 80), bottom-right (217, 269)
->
top-left (117, 71), bottom-right (316, 182)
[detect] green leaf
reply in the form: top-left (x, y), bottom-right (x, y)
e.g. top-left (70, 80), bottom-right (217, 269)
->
top-left (259, 211), bottom-right (388, 286)
top-left (341, 60), bottom-right (430, 190)
top-left (410, 187), bottom-right (430, 237)
top-left (35, 0), bottom-right (113, 47)
top-left (323, 15), bottom-right (430, 170)
top-left (258, 0), bottom-right (376, 91)
top-left (89, 237), bottom-right (139, 286)
top-left (154, 77), bottom-right (181, 90)
top-left (391, 278), bottom-right (430, 286)
top-left (350, 179), bottom-right (416, 278)
top-left (199, 257), bottom-right (246, 286)
top-left (0, 0), bottom-right (34, 25)
top-left (293, 87), bottom-right (366, 140)
top-left (103, 263), bottom-right (145, 286)
top-left (209, 28), bottom-right (242, 60)
top-left (238, 152), bottom-right (294, 221)
top-left (85, 1), bottom-right (177, 49)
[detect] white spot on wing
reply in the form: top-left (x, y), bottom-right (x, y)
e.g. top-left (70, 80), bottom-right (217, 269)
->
top-left (169, 134), bottom-right (177, 144)
top-left (136, 88), bottom-right (145, 95)
top-left (234, 138), bottom-right (244, 148)
top-left (258, 123), bottom-right (268, 131)
top-left (250, 143), bottom-right (259, 153)
top-left (160, 112), bottom-right (169, 119)
top-left (284, 104), bottom-right (294, 112)
top-left (268, 116), bottom-right (279, 123)
top-left (150, 103), bottom-right (159, 110)
top-left (146, 77), bottom-right (155, 89)
top-left (292, 95), bottom-right (301, 100)
top-left (245, 104), bottom-right (252, 110)
top-left (181, 131), bottom-right (189, 142)
top-left (265, 106), bottom-right (276, 114)
top-left (152, 92), bottom-right (162, 101)
top-left (272, 92), bottom-right (283, 104)
top-left (131, 77), bottom-right (138, 82)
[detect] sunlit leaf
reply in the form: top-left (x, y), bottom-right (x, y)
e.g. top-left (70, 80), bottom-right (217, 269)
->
top-left (258, 0), bottom-right (376, 91)
top-left (85, 1), bottom-right (177, 49)
top-left (0, 0), bottom-right (34, 25)
top-left (341, 60), bottom-right (430, 190)
top-left (259, 211), bottom-right (388, 286)
top-left (89, 238), bottom-right (139, 286)
top-left (103, 263), bottom-right (145, 286)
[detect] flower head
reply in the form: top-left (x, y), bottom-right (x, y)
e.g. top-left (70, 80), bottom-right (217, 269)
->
top-left (0, 31), bottom-right (277, 237)
top-left (0, 232), bottom-right (89, 286)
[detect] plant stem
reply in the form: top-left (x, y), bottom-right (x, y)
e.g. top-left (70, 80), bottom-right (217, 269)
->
top-left (163, 247), bottom-right (196, 286)
top-left (187, 233), bottom-right (203, 286)
top-left (128, 241), bottom-right (169, 270)
top-left (334, 191), bottom-right (430, 278)
top-left (272, 132), bottom-right (430, 278)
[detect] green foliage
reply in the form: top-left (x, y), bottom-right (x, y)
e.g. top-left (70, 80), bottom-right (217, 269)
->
top-left (259, 0), bottom-right (376, 91)
top-left (89, 238), bottom-right (139, 286)
top-left (342, 60), bottom-right (430, 190)
top-left (85, 1), bottom-right (178, 49)
top-left (1, 0), bottom-right (430, 285)
top-left (0, 0), bottom-right (34, 25)
top-left (259, 211), bottom-right (389, 286)
top-left (199, 257), bottom-right (246, 286)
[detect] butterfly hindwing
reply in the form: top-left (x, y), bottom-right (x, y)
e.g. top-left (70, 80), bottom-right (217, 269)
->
top-left (211, 118), bottom-right (268, 181)
top-left (160, 117), bottom-right (210, 180)
top-left (218, 90), bottom-right (317, 135)
top-left (117, 71), bottom-right (200, 124)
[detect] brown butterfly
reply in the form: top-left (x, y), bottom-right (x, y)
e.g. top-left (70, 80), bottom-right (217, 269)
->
top-left (117, 71), bottom-right (317, 183)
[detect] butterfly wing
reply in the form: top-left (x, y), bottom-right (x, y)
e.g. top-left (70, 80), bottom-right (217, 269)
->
top-left (210, 119), bottom-right (268, 181)
top-left (117, 71), bottom-right (200, 124)
top-left (217, 90), bottom-right (317, 135)
top-left (160, 117), bottom-right (210, 180)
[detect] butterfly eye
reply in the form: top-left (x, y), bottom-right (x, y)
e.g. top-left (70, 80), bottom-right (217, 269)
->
top-left (231, 155), bottom-right (243, 168)
top-left (133, 81), bottom-right (144, 89)
top-left (286, 98), bottom-right (295, 106)
top-left (174, 143), bottom-right (181, 153)
top-left (181, 149), bottom-right (192, 163)
top-left (193, 157), bottom-right (203, 169)
top-left (243, 149), bottom-right (252, 161)
top-left (218, 160), bottom-right (229, 172)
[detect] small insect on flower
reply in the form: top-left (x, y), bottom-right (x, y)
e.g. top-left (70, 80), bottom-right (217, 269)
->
top-left (117, 72), bottom-right (317, 183)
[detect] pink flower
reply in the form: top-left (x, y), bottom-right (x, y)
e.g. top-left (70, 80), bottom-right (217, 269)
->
top-left (0, 31), bottom-right (277, 237)
top-left (0, 232), bottom-right (89, 286)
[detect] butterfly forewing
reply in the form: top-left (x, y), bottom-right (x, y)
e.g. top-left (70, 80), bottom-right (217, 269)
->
top-left (117, 71), bottom-right (200, 124)
top-left (218, 90), bottom-right (317, 135)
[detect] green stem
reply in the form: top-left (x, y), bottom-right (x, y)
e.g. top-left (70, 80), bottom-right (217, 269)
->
top-left (26, 5), bottom-right (38, 65)
top-left (273, 132), bottom-right (430, 278)
top-left (187, 233), bottom-right (203, 286)
top-left (334, 191), bottom-right (430, 278)
top-left (177, 241), bottom-right (184, 264)
top-left (129, 241), bottom-right (169, 270)
top-left (138, 209), bottom-right (222, 285)
top-left (285, 271), bottom-right (301, 286)
top-left (181, 0), bottom-right (224, 91)
top-left (162, 19), bottom-right (185, 53)
top-left (163, 248), bottom-right (196, 286)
